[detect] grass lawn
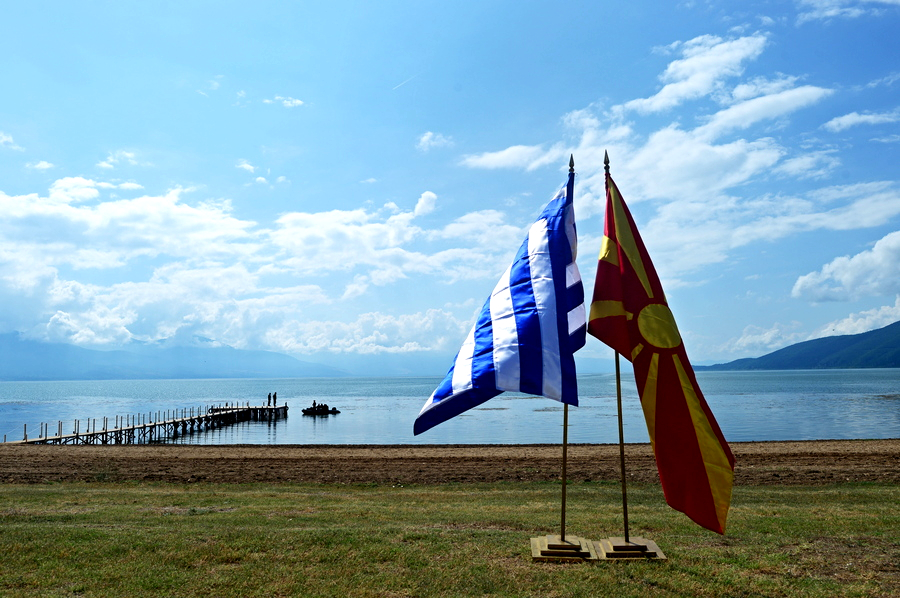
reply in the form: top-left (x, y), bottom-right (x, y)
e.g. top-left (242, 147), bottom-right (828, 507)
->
top-left (0, 481), bottom-right (897, 597)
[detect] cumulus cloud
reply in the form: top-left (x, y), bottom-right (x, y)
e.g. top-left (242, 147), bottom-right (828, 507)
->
top-left (416, 131), bottom-right (453, 151)
top-left (726, 322), bottom-right (807, 356)
top-left (792, 229), bottom-right (900, 301)
top-left (26, 161), bottom-right (54, 170)
top-left (413, 191), bottom-right (437, 216)
top-left (0, 178), bottom-right (279, 346)
top-left (265, 308), bottom-right (469, 355)
top-left (813, 296), bottom-right (900, 336)
top-left (268, 192), bottom-right (521, 292)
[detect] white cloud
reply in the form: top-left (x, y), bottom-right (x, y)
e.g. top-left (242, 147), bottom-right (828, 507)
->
top-left (264, 95), bottom-right (304, 107)
top-left (730, 75), bottom-right (800, 102)
top-left (797, 0), bottom-right (900, 24)
top-left (413, 191), bottom-right (437, 216)
top-left (96, 150), bottom-right (140, 169)
top-left (792, 229), bottom-right (900, 301)
top-left (773, 150), bottom-right (840, 179)
top-left (360, 177), bottom-right (378, 184)
top-left (255, 176), bottom-right (268, 184)
top-left (822, 108), bottom-right (900, 132)
top-left (236, 159), bottom-right (256, 173)
top-left (416, 131), bottom-right (453, 151)
top-left (265, 308), bottom-right (469, 355)
top-left (455, 33), bottom-right (871, 282)
top-left (617, 34), bottom-right (768, 114)
top-left (726, 322), bottom-right (807, 356)
top-left (26, 161), bottom-right (54, 170)
top-left (0, 179), bottom-right (277, 347)
top-left (268, 195), bottom-right (522, 288)
top-left (48, 177), bottom-right (101, 204)
top-left (866, 71), bottom-right (900, 88)
top-left (1, 132), bottom-right (24, 151)
top-left (812, 296), bottom-right (900, 336)
top-left (694, 85), bottom-right (833, 140)
top-left (461, 144), bottom-right (567, 171)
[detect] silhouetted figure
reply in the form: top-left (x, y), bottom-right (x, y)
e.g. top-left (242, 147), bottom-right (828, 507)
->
top-left (273, 392), bottom-right (277, 406)
top-left (267, 393), bottom-right (272, 406)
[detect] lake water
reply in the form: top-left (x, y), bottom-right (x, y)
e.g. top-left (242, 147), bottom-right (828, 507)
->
top-left (0, 369), bottom-right (898, 445)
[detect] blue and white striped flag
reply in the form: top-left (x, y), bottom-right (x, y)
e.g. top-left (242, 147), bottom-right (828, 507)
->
top-left (414, 170), bottom-right (586, 435)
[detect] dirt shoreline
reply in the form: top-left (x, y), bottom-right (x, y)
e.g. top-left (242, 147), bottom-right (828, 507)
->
top-left (1, 439), bottom-right (897, 485)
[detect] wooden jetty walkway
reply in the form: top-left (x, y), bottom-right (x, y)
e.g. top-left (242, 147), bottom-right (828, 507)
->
top-left (6, 404), bottom-right (288, 445)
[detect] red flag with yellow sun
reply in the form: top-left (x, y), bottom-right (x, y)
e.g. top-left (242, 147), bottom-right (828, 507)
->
top-left (588, 164), bottom-right (735, 534)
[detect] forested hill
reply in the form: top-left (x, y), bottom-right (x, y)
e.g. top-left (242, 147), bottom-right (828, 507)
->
top-left (698, 320), bottom-right (900, 371)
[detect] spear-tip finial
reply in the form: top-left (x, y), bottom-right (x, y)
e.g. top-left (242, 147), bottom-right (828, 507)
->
top-left (569, 154), bottom-right (574, 173)
top-left (604, 150), bottom-right (610, 175)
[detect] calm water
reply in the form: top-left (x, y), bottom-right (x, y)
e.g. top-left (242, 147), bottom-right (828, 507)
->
top-left (0, 370), bottom-right (898, 444)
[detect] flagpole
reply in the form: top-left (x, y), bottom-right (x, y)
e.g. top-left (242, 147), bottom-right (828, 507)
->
top-left (606, 151), bottom-right (631, 545)
top-left (615, 351), bottom-right (630, 544)
top-left (559, 154), bottom-right (575, 545)
top-left (561, 403), bottom-right (568, 542)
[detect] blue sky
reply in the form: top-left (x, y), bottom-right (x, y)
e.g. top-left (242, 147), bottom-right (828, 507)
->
top-left (1, 0), bottom-right (899, 375)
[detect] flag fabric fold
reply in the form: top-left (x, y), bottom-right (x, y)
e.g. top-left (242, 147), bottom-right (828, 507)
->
top-left (588, 171), bottom-right (735, 534)
top-left (414, 171), bottom-right (586, 436)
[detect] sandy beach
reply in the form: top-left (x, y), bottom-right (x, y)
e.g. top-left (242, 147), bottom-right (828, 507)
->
top-left (1, 439), bottom-right (897, 485)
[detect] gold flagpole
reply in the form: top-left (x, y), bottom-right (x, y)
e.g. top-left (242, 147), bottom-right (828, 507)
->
top-left (594, 151), bottom-right (665, 560)
top-left (615, 351), bottom-right (630, 543)
top-left (531, 154), bottom-right (599, 562)
top-left (561, 403), bottom-right (568, 542)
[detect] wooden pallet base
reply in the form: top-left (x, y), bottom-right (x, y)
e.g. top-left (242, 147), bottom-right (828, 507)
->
top-left (530, 535), bottom-right (600, 562)
top-left (593, 537), bottom-right (667, 561)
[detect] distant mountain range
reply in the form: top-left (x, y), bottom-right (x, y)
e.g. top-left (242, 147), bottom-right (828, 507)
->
top-left (0, 334), bottom-right (347, 381)
top-left (698, 320), bottom-right (900, 371)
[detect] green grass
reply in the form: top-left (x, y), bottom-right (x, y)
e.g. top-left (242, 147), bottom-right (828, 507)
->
top-left (0, 481), bottom-right (897, 597)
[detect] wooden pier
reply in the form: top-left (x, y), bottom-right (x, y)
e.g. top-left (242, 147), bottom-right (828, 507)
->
top-left (6, 404), bottom-right (288, 445)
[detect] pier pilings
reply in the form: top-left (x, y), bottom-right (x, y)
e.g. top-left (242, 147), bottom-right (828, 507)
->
top-left (6, 404), bottom-right (288, 445)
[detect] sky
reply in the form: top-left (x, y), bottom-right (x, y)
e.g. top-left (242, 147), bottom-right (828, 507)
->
top-left (1, 0), bottom-right (899, 375)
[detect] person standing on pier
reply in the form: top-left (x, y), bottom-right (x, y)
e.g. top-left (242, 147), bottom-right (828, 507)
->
top-left (273, 392), bottom-right (277, 406)
top-left (267, 393), bottom-right (272, 406)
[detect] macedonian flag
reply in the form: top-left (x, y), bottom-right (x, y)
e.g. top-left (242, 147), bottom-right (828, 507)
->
top-left (588, 165), bottom-right (735, 534)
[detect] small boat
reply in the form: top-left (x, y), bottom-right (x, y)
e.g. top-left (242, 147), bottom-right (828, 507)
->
top-left (301, 404), bottom-right (340, 416)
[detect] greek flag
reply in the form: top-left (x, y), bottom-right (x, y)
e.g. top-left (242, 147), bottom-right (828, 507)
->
top-left (414, 170), bottom-right (586, 435)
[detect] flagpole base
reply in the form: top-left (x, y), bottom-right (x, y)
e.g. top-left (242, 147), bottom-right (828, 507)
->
top-left (530, 535), bottom-right (600, 562)
top-left (594, 537), bottom-right (667, 561)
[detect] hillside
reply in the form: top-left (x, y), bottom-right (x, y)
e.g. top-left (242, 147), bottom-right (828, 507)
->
top-left (699, 320), bottom-right (900, 371)
top-left (0, 334), bottom-right (346, 381)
